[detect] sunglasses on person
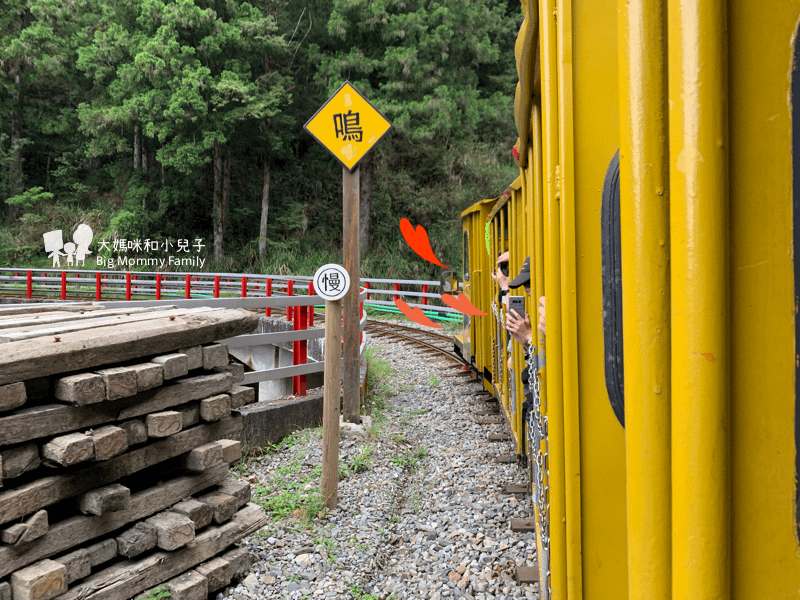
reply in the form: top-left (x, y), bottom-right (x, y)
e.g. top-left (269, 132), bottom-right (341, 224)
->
top-left (498, 261), bottom-right (509, 277)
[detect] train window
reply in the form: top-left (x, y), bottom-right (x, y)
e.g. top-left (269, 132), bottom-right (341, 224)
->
top-left (792, 23), bottom-right (800, 540)
top-left (463, 230), bottom-right (470, 281)
top-left (601, 150), bottom-right (625, 427)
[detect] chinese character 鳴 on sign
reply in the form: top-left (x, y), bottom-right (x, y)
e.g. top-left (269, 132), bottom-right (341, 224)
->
top-left (333, 110), bottom-right (362, 142)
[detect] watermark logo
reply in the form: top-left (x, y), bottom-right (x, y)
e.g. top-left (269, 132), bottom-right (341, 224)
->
top-left (43, 225), bottom-right (93, 268)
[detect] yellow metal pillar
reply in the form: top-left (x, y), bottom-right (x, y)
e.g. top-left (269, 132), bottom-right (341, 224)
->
top-left (538, 0), bottom-right (565, 595)
top-left (668, 0), bottom-right (729, 599)
top-left (554, 0), bottom-right (582, 596)
top-left (617, 0), bottom-right (671, 599)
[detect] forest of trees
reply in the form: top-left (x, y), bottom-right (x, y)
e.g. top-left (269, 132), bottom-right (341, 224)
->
top-left (0, 0), bottom-right (521, 279)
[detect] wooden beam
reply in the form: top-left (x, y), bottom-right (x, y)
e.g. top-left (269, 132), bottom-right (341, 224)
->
top-left (0, 416), bottom-right (241, 527)
top-left (0, 371), bottom-right (233, 447)
top-left (55, 504), bottom-right (267, 600)
top-left (0, 465), bottom-right (228, 578)
top-left (0, 308), bottom-right (259, 385)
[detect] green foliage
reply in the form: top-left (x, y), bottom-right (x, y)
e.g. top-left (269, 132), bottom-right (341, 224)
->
top-left (391, 447), bottom-right (427, 471)
top-left (0, 0), bottom-right (521, 276)
top-left (137, 587), bottom-right (171, 600)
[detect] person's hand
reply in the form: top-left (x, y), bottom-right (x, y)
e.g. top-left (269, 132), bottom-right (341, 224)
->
top-left (495, 251), bottom-right (510, 290)
top-left (506, 308), bottom-right (532, 346)
top-left (537, 296), bottom-right (546, 336)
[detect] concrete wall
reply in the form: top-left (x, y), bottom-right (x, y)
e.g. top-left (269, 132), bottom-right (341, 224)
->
top-left (228, 316), bottom-right (324, 401)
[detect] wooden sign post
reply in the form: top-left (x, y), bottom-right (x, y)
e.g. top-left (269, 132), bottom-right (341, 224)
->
top-left (313, 264), bottom-right (350, 509)
top-left (304, 82), bottom-right (392, 425)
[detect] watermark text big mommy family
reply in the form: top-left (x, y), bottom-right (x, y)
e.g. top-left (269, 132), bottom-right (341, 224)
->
top-left (44, 226), bottom-right (207, 270)
top-left (95, 239), bottom-right (207, 270)
top-left (96, 254), bottom-right (207, 270)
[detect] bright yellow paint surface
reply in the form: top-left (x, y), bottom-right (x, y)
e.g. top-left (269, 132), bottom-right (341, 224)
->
top-left (304, 82), bottom-right (391, 171)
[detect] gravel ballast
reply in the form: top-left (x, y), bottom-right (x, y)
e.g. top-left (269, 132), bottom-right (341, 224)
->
top-left (220, 332), bottom-right (540, 600)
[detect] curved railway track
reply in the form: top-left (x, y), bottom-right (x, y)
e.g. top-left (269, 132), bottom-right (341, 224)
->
top-left (364, 318), bottom-right (467, 366)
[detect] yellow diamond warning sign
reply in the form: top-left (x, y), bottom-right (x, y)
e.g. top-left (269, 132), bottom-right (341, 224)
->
top-left (304, 81), bottom-right (392, 171)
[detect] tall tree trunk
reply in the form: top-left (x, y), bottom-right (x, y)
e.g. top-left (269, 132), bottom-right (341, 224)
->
top-left (359, 151), bottom-right (373, 256)
top-left (133, 124), bottom-right (141, 170)
top-left (222, 145), bottom-right (231, 255)
top-left (259, 151), bottom-right (271, 257)
top-left (8, 57), bottom-right (23, 219)
top-left (213, 141), bottom-right (223, 261)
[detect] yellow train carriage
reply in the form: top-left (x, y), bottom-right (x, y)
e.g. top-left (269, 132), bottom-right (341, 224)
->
top-left (464, 0), bottom-right (800, 598)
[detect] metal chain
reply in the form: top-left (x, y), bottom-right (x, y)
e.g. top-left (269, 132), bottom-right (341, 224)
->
top-left (526, 340), bottom-right (550, 600)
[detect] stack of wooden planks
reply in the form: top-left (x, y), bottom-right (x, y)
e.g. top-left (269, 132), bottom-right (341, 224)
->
top-left (0, 303), bottom-right (268, 600)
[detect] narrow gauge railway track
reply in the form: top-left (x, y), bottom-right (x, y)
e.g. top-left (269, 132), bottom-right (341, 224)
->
top-left (364, 318), bottom-right (467, 366)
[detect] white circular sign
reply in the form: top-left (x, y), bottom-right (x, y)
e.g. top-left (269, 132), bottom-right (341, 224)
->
top-left (313, 264), bottom-right (351, 301)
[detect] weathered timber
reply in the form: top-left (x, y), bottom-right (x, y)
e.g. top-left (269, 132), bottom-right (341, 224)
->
top-left (0, 417), bottom-right (241, 527)
top-left (146, 411), bottom-right (183, 438)
top-left (153, 354), bottom-right (189, 380)
top-left (56, 504), bottom-right (267, 600)
top-left (475, 416), bottom-right (504, 425)
top-left (54, 373), bottom-right (105, 405)
top-left (217, 478), bottom-right (251, 508)
top-left (0, 466), bottom-right (227, 578)
top-left (0, 303), bottom-right (94, 318)
top-left (2, 443), bottom-right (41, 479)
top-left (202, 344), bottom-right (228, 370)
top-left (0, 467), bottom-right (228, 577)
top-left (91, 426), bottom-right (128, 461)
top-left (185, 442), bottom-right (225, 472)
top-left (221, 547), bottom-right (252, 577)
top-left (145, 511), bottom-right (195, 551)
top-left (130, 363), bottom-right (163, 392)
top-left (195, 556), bottom-right (231, 592)
top-left (510, 518), bottom-right (537, 532)
top-left (197, 491), bottom-right (237, 524)
top-left (165, 570), bottom-right (208, 600)
top-left (96, 367), bottom-right (138, 401)
top-left (116, 522), bottom-right (157, 558)
top-left (213, 363), bottom-right (244, 384)
top-left (217, 439), bottom-right (242, 464)
top-left (119, 419), bottom-right (147, 446)
top-left (178, 346), bottom-right (203, 370)
top-left (199, 394), bottom-right (230, 422)
top-left (228, 386), bottom-right (254, 409)
top-left (504, 484), bottom-right (530, 495)
top-left (494, 454), bottom-right (518, 464)
top-left (177, 403), bottom-right (200, 428)
top-left (0, 308), bottom-right (259, 385)
top-left (42, 432), bottom-right (94, 466)
top-left (77, 484), bottom-right (131, 516)
top-left (56, 548), bottom-right (91, 584)
top-left (0, 307), bottom-right (210, 343)
top-left (0, 381), bottom-right (26, 411)
top-left (17, 510), bottom-right (49, 545)
top-left (10, 558), bottom-right (67, 600)
top-left (171, 498), bottom-right (214, 530)
top-left (0, 306), bottom-right (165, 330)
top-left (488, 432), bottom-right (511, 441)
top-left (85, 540), bottom-right (117, 568)
top-left (475, 407), bottom-right (500, 416)
top-left (2, 522), bottom-right (26, 544)
top-left (0, 371), bottom-right (233, 447)
top-left (515, 564), bottom-right (540, 584)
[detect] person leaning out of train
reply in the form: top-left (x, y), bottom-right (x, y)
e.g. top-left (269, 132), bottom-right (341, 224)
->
top-left (491, 251), bottom-right (511, 308)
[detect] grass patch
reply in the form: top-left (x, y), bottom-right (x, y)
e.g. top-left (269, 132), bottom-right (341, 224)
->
top-left (348, 584), bottom-right (379, 600)
top-left (136, 588), bottom-right (171, 600)
top-left (427, 375), bottom-right (440, 388)
top-left (339, 444), bottom-right (375, 480)
top-left (363, 348), bottom-right (399, 438)
top-left (391, 447), bottom-right (428, 471)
